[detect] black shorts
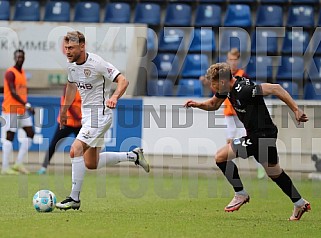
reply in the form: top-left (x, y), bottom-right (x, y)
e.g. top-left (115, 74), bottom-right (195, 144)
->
top-left (231, 129), bottom-right (279, 165)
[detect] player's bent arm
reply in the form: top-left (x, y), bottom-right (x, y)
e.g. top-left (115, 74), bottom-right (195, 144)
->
top-left (260, 83), bottom-right (299, 112)
top-left (185, 96), bottom-right (225, 111)
top-left (111, 74), bottom-right (129, 100)
top-left (61, 82), bottom-right (77, 113)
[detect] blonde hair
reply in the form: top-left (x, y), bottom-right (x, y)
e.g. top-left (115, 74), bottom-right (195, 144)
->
top-left (227, 48), bottom-right (240, 59)
top-left (64, 31), bottom-right (85, 44)
top-left (205, 63), bottom-right (232, 82)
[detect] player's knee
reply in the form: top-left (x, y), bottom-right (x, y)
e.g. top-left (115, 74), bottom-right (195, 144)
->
top-left (84, 160), bottom-right (97, 170)
top-left (264, 163), bottom-right (282, 178)
top-left (70, 148), bottom-right (75, 158)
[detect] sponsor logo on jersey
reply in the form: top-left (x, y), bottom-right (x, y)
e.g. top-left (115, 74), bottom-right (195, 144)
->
top-left (84, 69), bottom-right (91, 77)
top-left (76, 82), bottom-right (93, 90)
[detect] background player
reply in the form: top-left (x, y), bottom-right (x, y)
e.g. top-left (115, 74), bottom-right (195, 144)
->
top-left (1, 49), bottom-right (35, 175)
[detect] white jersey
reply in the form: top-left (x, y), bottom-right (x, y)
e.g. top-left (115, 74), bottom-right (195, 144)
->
top-left (67, 52), bottom-right (120, 118)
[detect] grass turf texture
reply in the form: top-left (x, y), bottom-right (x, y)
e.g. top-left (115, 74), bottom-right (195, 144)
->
top-left (0, 171), bottom-right (320, 238)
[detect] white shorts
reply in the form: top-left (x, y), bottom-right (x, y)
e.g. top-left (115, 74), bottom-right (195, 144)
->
top-left (76, 111), bottom-right (112, 148)
top-left (225, 115), bottom-right (246, 140)
top-left (1, 112), bottom-right (33, 134)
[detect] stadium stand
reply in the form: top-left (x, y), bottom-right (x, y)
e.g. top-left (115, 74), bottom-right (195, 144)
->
top-left (151, 53), bottom-right (180, 78)
top-left (181, 54), bottom-right (209, 78)
top-left (286, 5), bottom-right (314, 28)
top-left (246, 56), bottom-right (273, 82)
top-left (219, 28), bottom-right (250, 53)
top-left (164, 3), bottom-right (192, 26)
top-left (147, 79), bottom-right (174, 96)
top-left (281, 30), bottom-right (310, 55)
top-left (14, 1), bottom-right (40, 21)
top-left (44, 1), bottom-right (70, 22)
top-left (306, 57), bottom-right (321, 82)
top-left (304, 82), bottom-right (321, 100)
top-left (0, 1), bottom-right (10, 21)
top-left (255, 5), bottom-right (283, 27)
top-left (188, 28), bottom-right (216, 52)
top-left (104, 2), bottom-right (130, 23)
top-left (194, 4), bottom-right (221, 27)
top-left (223, 4), bottom-right (252, 27)
top-left (276, 56), bottom-right (305, 82)
top-left (251, 29), bottom-right (278, 54)
top-left (74, 2), bottom-right (100, 23)
top-left (158, 28), bottom-right (185, 52)
top-left (134, 3), bottom-right (161, 26)
top-left (176, 79), bottom-right (203, 97)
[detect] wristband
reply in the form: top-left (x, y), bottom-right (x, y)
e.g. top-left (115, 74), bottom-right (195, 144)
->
top-left (25, 102), bottom-right (32, 109)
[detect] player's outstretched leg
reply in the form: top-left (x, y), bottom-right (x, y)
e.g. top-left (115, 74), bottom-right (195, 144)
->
top-left (132, 147), bottom-right (150, 173)
top-left (289, 199), bottom-right (311, 221)
top-left (224, 193), bottom-right (250, 212)
top-left (56, 197), bottom-right (81, 211)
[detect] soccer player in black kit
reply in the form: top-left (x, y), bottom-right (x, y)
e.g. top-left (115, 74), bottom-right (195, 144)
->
top-left (184, 63), bottom-right (310, 220)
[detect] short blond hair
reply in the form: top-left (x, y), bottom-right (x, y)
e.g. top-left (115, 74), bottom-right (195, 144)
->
top-left (64, 31), bottom-right (85, 44)
top-left (205, 63), bottom-right (232, 82)
top-left (227, 48), bottom-right (240, 59)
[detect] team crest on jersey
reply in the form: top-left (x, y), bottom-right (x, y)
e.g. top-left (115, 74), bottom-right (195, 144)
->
top-left (84, 69), bottom-right (91, 77)
top-left (107, 67), bottom-right (115, 75)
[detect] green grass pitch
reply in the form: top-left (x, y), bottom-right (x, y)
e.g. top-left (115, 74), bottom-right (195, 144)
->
top-left (0, 169), bottom-right (320, 238)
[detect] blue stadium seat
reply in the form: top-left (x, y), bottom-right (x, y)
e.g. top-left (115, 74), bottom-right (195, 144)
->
top-left (181, 54), bottom-right (209, 78)
top-left (14, 1), bottom-right (40, 21)
top-left (104, 3), bottom-right (130, 23)
top-left (224, 4), bottom-right (252, 27)
top-left (255, 5), bottom-right (283, 27)
top-left (159, 28), bottom-right (185, 52)
top-left (306, 57), bottom-right (321, 81)
top-left (229, 0), bottom-right (256, 2)
top-left (304, 82), bottom-right (321, 100)
top-left (277, 81), bottom-right (299, 99)
top-left (147, 28), bottom-right (157, 51)
top-left (189, 29), bottom-right (215, 52)
top-left (219, 28), bottom-right (250, 53)
top-left (287, 5), bottom-right (314, 28)
top-left (246, 56), bottom-right (273, 81)
top-left (281, 30), bottom-right (309, 54)
top-left (199, 0), bottom-right (225, 2)
top-left (164, 3), bottom-right (192, 26)
top-left (151, 53), bottom-right (179, 78)
top-left (44, 1), bottom-right (70, 22)
top-left (147, 79), bottom-right (174, 96)
top-left (0, 1), bottom-right (10, 20)
top-left (260, 0), bottom-right (288, 3)
top-left (177, 79), bottom-right (203, 97)
top-left (134, 3), bottom-right (161, 26)
top-left (291, 0), bottom-right (319, 4)
top-left (276, 56), bottom-right (304, 82)
top-left (251, 30), bottom-right (278, 54)
top-left (194, 4), bottom-right (221, 27)
top-left (74, 2), bottom-right (100, 23)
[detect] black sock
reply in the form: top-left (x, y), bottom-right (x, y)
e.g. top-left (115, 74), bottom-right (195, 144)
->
top-left (216, 161), bottom-right (244, 192)
top-left (271, 170), bottom-right (301, 203)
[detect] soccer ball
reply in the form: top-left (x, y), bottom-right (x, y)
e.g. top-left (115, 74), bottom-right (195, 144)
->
top-left (33, 190), bottom-right (57, 212)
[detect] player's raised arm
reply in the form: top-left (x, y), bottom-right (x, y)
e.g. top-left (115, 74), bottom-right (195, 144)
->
top-left (184, 95), bottom-right (225, 111)
top-left (107, 74), bottom-right (129, 109)
top-left (260, 83), bottom-right (308, 124)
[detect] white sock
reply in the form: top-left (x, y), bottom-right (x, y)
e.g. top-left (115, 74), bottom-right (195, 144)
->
top-left (2, 139), bottom-right (13, 171)
top-left (16, 137), bottom-right (32, 164)
top-left (294, 198), bottom-right (305, 207)
top-left (70, 156), bottom-right (86, 201)
top-left (235, 189), bottom-right (248, 196)
top-left (97, 151), bottom-right (136, 169)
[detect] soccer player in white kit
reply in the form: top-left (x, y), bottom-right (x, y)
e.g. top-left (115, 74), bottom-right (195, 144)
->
top-left (56, 31), bottom-right (150, 210)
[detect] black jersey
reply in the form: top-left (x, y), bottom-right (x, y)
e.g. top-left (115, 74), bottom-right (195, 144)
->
top-left (215, 76), bottom-right (277, 135)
